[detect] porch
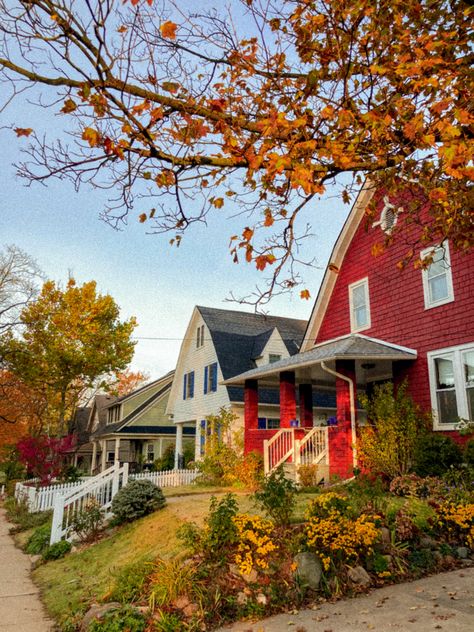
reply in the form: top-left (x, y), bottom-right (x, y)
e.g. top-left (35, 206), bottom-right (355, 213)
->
top-left (223, 334), bottom-right (417, 480)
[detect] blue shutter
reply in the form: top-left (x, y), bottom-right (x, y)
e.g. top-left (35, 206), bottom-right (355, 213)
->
top-left (189, 371), bottom-right (195, 398)
top-left (200, 420), bottom-right (206, 456)
top-left (183, 373), bottom-right (187, 400)
top-left (204, 365), bottom-right (208, 394)
top-left (211, 362), bottom-right (218, 392)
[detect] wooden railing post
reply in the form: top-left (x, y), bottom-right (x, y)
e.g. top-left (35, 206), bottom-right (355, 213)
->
top-left (263, 439), bottom-right (269, 474)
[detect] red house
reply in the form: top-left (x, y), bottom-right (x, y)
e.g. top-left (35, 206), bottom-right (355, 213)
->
top-left (224, 182), bottom-right (474, 480)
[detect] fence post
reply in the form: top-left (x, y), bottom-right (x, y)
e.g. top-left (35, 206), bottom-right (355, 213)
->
top-left (50, 494), bottom-right (65, 545)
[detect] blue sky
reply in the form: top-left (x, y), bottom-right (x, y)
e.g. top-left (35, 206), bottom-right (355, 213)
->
top-left (0, 2), bottom-right (351, 378)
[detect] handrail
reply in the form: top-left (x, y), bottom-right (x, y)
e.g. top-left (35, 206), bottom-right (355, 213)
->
top-left (263, 428), bottom-right (295, 474)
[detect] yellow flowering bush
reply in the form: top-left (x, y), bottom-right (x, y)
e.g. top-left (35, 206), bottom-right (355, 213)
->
top-left (436, 502), bottom-right (474, 548)
top-left (232, 513), bottom-right (278, 575)
top-left (305, 492), bottom-right (349, 519)
top-left (304, 503), bottom-right (379, 571)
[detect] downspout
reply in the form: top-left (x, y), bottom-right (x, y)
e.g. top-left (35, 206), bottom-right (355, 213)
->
top-left (320, 361), bottom-right (358, 469)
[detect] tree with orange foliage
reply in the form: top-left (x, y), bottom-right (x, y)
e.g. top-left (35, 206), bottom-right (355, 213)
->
top-left (0, 1), bottom-right (472, 306)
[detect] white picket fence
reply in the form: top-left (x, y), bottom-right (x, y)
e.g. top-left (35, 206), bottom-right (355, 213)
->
top-left (50, 462), bottom-right (129, 544)
top-left (15, 479), bottom-right (87, 512)
top-left (131, 469), bottom-right (199, 488)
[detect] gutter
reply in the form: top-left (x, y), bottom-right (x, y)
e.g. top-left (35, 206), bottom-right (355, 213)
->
top-left (320, 361), bottom-right (358, 470)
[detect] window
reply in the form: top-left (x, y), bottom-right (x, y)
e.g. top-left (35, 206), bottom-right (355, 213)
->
top-left (146, 443), bottom-right (155, 463)
top-left (421, 242), bottom-right (454, 309)
top-left (428, 344), bottom-right (474, 429)
top-left (183, 371), bottom-right (195, 399)
top-left (204, 362), bottom-right (218, 394)
top-left (196, 324), bottom-right (205, 348)
top-left (107, 406), bottom-right (121, 424)
top-left (269, 354), bottom-right (282, 364)
top-left (257, 417), bottom-right (280, 430)
top-left (349, 277), bottom-right (371, 332)
top-left (107, 451), bottom-right (115, 462)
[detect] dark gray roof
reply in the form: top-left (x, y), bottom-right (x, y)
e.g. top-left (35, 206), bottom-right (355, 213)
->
top-left (223, 334), bottom-right (417, 385)
top-left (69, 407), bottom-right (92, 444)
top-left (102, 370), bottom-right (174, 409)
top-left (197, 306), bottom-right (307, 380)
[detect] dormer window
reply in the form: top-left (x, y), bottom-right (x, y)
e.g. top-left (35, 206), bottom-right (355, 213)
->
top-left (196, 324), bottom-right (205, 348)
top-left (107, 405), bottom-right (121, 424)
top-left (269, 354), bottom-right (281, 364)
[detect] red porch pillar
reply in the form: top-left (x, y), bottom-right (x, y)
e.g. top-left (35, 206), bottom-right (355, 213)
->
top-left (299, 383), bottom-right (313, 428)
top-left (328, 360), bottom-right (356, 480)
top-left (280, 371), bottom-right (297, 427)
top-left (244, 379), bottom-right (259, 454)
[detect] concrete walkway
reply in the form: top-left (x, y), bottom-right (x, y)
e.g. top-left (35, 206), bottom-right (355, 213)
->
top-left (0, 506), bottom-right (53, 631)
top-left (218, 566), bottom-right (474, 632)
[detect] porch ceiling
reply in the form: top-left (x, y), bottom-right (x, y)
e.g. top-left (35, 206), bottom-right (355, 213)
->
top-left (222, 333), bottom-right (417, 387)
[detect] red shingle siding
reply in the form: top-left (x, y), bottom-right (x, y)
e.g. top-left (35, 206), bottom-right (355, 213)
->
top-left (316, 196), bottom-right (474, 424)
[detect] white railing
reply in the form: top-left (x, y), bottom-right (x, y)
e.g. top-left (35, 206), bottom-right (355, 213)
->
top-left (295, 427), bottom-right (328, 468)
top-left (50, 463), bottom-right (128, 545)
top-left (131, 469), bottom-right (199, 487)
top-left (263, 428), bottom-right (295, 474)
top-left (15, 480), bottom-right (86, 512)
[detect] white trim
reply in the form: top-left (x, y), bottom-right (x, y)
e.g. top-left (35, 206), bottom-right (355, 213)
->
top-left (356, 333), bottom-right (417, 356)
top-left (302, 181), bottom-right (376, 351)
top-left (421, 242), bottom-right (454, 310)
top-left (427, 343), bottom-right (474, 430)
top-left (349, 277), bottom-right (371, 333)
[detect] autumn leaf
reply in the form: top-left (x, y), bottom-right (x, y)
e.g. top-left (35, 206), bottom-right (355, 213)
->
top-left (14, 128), bottom-right (33, 137)
top-left (255, 254), bottom-right (276, 271)
top-left (138, 213), bottom-right (147, 223)
top-left (264, 209), bottom-right (274, 227)
top-left (300, 289), bottom-right (311, 300)
top-left (161, 81), bottom-right (179, 94)
top-left (82, 127), bottom-right (101, 147)
top-left (211, 197), bottom-right (224, 209)
top-left (160, 20), bottom-right (177, 40)
top-left (242, 227), bottom-right (254, 242)
top-left (60, 98), bottom-right (77, 114)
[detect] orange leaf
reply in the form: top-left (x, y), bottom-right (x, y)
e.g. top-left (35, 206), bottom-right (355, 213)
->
top-left (300, 289), bottom-right (311, 300)
top-left (138, 213), bottom-right (147, 223)
top-left (82, 127), bottom-right (101, 147)
top-left (264, 209), bottom-right (274, 227)
top-left (242, 227), bottom-right (254, 242)
top-left (212, 197), bottom-right (224, 209)
top-left (160, 21), bottom-right (177, 40)
top-left (14, 127), bottom-right (33, 137)
top-left (60, 98), bottom-right (77, 114)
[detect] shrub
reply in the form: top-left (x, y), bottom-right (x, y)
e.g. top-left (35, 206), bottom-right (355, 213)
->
top-left (111, 479), bottom-right (166, 524)
top-left (5, 496), bottom-right (52, 532)
top-left (153, 443), bottom-right (195, 472)
top-left (231, 451), bottom-right (263, 490)
top-left (69, 498), bottom-right (104, 542)
top-left (464, 440), bottom-right (474, 466)
top-left (232, 513), bottom-right (277, 575)
top-left (305, 492), bottom-right (350, 520)
top-left (435, 501), bottom-right (474, 547)
top-left (389, 473), bottom-right (445, 499)
top-left (358, 381), bottom-right (429, 479)
top-left (109, 560), bottom-right (152, 604)
top-left (148, 558), bottom-right (199, 610)
top-left (297, 464), bottom-right (319, 488)
top-left (252, 466), bottom-right (297, 527)
top-left (195, 407), bottom-right (240, 485)
top-left (413, 434), bottom-right (463, 477)
top-left (42, 539), bottom-right (71, 560)
top-left (26, 523), bottom-right (51, 555)
top-left (88, 605), bottom-right (146, 632)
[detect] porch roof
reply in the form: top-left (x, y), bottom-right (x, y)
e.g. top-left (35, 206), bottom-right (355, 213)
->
top-left (222, 333), bottom-right (417, 386)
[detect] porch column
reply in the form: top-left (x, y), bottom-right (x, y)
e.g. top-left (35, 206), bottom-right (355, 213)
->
top-left (90, 441), bottom-right (97, 474)
top-left (114, 437), bottom-right (121, 464)
top-left (174, 423), bottom-right (184, 470)
top-left (280, 371), bottom-right (297, 427)
top-left (100, 440), bottom-right (107, 471)
top-left (299, 383), bottom-right (314, 428)
top-left (329, 360), bottom-right (357, 479)
top-left (244, 379), bottom-right (259, 454)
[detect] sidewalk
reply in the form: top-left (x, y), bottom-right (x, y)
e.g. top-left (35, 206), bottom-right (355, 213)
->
top-left (0, 506), bottom-right (53, 631)
top-left (217, 566), bottom-right (474, 632)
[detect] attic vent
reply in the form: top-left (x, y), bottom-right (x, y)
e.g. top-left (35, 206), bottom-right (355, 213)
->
top-left (379, 196), bottom-right (401, 234)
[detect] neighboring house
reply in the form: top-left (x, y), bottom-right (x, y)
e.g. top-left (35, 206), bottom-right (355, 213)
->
top-left (224, 182), bottom-right (474, 479)
top-left (166, 306), bottom-right (336, 463)
top-left (72, 371), bottom-right (195, 474)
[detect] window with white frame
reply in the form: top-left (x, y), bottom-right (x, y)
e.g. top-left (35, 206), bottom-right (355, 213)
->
top-left (107, 405), bottom-right (121, 424)
top-left (257, 417), bottom-right (280, 429)
top-left (428, 344), bottom-right (474, 428)
top-left (269, 354), bottom-right (282, 364)
top-left (421, 242), bottom-right (454, 309)
top-left (349, 277), bottom-right (371, 332)
top-left (146, 443), bottom-right (155, 462)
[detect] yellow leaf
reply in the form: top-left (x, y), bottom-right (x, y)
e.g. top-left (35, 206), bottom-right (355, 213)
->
top-left (82, 127), bottom-right (101, 147)
top-left (300, 289), bottom-right (311, 300)
top-left (212, 197), bottom-right (224, 209)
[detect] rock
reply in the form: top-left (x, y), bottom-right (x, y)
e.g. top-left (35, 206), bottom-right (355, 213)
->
top-left (256, 593), bottom-right (267, 605)
top-left (443, 555), bottom-right (456, 565)
top-left (294, 552), bottom-right (322, 590)
top-left (241, 568), bottom-right (258, 583)
top-left (237, 591), bottom-right (248, 605)
top-left (379, 527), bottom-right (391, 546)
top-left (173, 595), bottom-right (198, 617)
top-left (420, 536), bottom-right (437, 549)
top-left (456, 547), bottom-right (469, 559)
top-left (433, 551), bottom-right (443, 563)
top-left (80, 602), bottom-right (121, 631)
top-left (29, 554), bottom-right (42, 570)
top-left (347, 565), bottom-right (371, 587)
top-left (228, 563), bottom-right (240, 576)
